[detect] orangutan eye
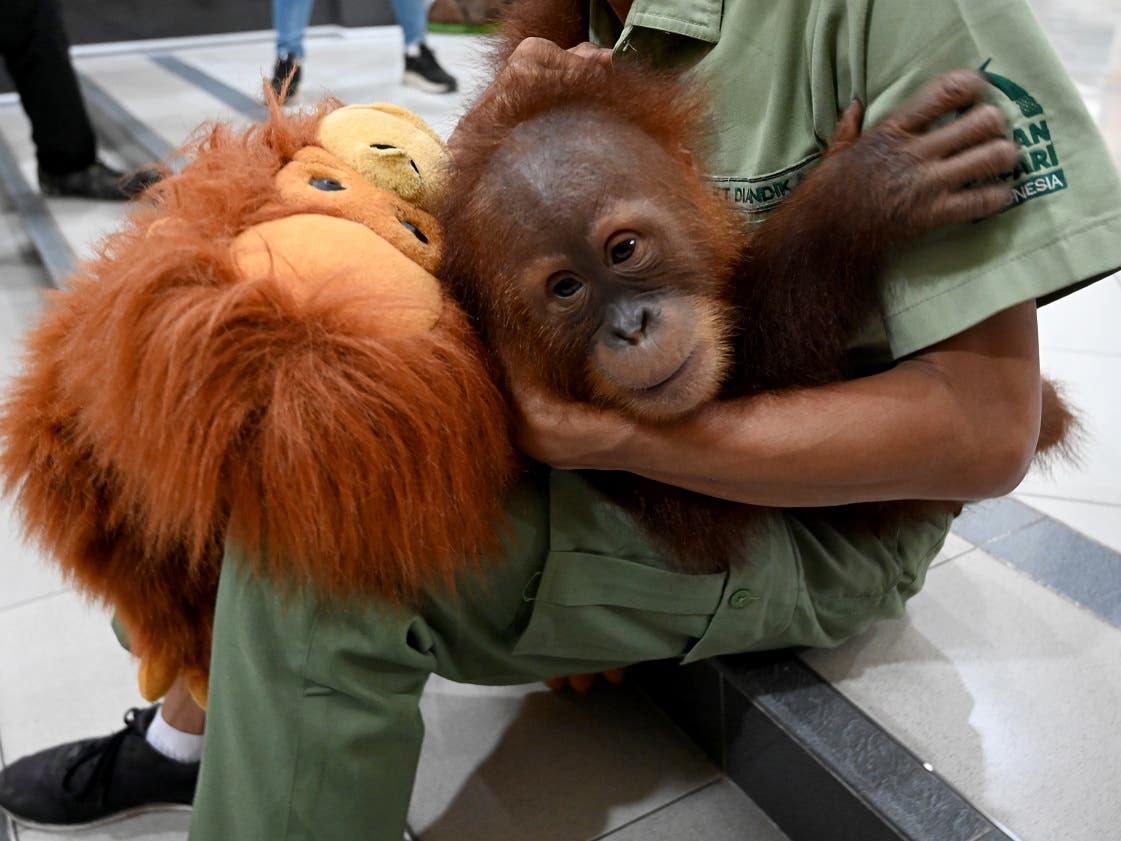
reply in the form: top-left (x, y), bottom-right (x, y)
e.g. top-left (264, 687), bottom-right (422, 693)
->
top-left (400, 220), bottom-right (429, 244)
top-left (309, 177), bottom-right (345, 191)
top-left (609, 236), bottom-right (637, 264)
top-left (550, 275), bottom-right (584, 299)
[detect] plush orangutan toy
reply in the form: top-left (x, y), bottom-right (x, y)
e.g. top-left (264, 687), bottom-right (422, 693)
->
top-left (0, 97), bottom-right (514, 706)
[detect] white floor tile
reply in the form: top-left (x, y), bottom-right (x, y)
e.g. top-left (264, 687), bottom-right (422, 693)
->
top-left (74, 53), bottom-right (252, 150)
top-left (602, 779), bottom-right (791, 841)
top-left (39, 199), bottom-right (135, 269)
top-left (0, 591), bottom-right (147, 763)
top-left (0, 277), bottom-right (68, 612)
top-left (0, 278), bottom-right (45, 372)
top-left (0, 497), bottom-right (68, 613)
top-left (931, 530), bottom-right (974, 567)
top-left (409, 676), bottom-right (721, 841)
top-left (801, 550), bottom-right (1121, 841)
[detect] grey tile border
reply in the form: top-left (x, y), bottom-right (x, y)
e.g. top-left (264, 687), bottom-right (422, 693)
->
top-left (718, 655), bottom-right (1015, 841)
top-left (78, 74), bottom-right (176, 167)
top-left (148, 54), bottom-right (268, 122)
top-left (983, 514), bottom-right (1121, 627)
top-left (0, 132), bottom-right (75, 285)
top-left (951, 496), bottom-right (1121, 631)
top-left (638, 654), bottom-right (1016, 841)
top-left (950, 497), bottom-right (1045, 546)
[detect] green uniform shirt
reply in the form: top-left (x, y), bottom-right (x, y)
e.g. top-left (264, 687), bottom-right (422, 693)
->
top-left (593, 0), bottom-right (1121, 361)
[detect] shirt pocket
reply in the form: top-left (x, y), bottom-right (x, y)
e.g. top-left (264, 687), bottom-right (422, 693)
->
top-left (512, 550), bottom-right (727, 664)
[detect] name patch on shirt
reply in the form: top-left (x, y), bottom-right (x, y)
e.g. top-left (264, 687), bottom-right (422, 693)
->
top-left (707, 152), bottom-right (821, 214)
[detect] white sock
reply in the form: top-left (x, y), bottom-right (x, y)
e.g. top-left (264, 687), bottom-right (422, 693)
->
top-left (145, 704), bottom-right (204, 763)
top-left (405, 42), bottom-right (423, 58)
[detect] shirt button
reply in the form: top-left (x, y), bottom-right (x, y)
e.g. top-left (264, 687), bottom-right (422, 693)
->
top-left (729, 589), bottom-right (755, 608)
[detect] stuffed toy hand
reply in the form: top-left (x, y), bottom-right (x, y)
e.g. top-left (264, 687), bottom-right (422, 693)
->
top-left (0, 99), bottom-right (514, 707)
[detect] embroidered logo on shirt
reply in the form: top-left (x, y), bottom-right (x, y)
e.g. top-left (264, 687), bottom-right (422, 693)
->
top-left (981, 58), bottom-right (1068, 208)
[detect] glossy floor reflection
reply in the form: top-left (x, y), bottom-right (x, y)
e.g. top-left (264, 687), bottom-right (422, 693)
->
top-left (0, 5), bottom-right (1119, 841)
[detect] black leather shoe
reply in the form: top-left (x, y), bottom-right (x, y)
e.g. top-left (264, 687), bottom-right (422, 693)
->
top-left (38, 160), bottom-right (161, 201)
top-left (0, 706), bottom-right (198, 830)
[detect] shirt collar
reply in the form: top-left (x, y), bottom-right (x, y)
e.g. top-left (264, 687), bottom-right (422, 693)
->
top-left (589, 0), bottom-right (724, 50)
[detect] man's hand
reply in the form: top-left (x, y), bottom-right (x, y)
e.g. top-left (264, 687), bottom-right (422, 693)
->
top-left (505, 37), bottom-right (613, 74)
top-left (449, 39), bottom-right (612, 151)
top-left (510, 379), bottom-right (635, 470)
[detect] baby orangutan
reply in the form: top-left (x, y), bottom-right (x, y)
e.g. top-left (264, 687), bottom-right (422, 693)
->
top-left (439, 47), bottom-right (1074, 572)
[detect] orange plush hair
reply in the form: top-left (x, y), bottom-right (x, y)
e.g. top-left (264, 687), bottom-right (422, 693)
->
top-left (0, 97), bottom-right (514, 700)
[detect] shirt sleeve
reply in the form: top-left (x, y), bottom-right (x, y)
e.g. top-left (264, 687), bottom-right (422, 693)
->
top-left (809, 0), bottom-right (1121, 358)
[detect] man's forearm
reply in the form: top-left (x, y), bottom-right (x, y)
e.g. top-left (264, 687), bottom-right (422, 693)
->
top-left (596, 302), bottom-right (1044, 507)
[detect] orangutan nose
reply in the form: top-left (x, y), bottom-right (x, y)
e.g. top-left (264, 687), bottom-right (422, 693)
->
top-left (606, 301), bottom-right (656, 346)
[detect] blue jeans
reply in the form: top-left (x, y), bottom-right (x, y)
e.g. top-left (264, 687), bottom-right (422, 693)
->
top-left (273, 0), bottom-right (427, 59)
top-left (273, 0), bottom-right (313, 59)
top-left (391, 0), bottom-right (428, 49)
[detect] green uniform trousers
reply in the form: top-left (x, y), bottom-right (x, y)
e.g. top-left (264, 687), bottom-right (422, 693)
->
top-left (189, 469), bottom-right (950, 841)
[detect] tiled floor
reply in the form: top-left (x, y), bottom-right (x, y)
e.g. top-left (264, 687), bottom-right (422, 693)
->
top-left (799, 7), bottom-right (1121, 840)
top-left (1, 5), bottom-right (1120, 841)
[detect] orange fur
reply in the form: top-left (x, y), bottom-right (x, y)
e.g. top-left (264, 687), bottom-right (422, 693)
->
top-left (0, 97), bottom-right (514, 687)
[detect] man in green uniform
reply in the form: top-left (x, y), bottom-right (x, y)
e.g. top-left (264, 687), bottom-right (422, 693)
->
top-left (3, 0), bottom-right (1120, 838)
top-left (187, 2), bottom-right (1121, 838)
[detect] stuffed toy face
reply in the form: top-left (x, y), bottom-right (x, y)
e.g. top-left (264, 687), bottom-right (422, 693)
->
top-left (233, 106), bottom-right (449, 335)
top-left (0, 99), bottom-right (514, 707)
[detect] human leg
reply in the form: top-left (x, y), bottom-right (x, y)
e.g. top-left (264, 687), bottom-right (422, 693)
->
top-left (191, 553), bottom-right (434, 841)
top-left (0, 0), bottom-right (160, 198)
top-left (273, 0), bottom-right (314, 60)
top-left (189, 473), bottom-right (637, 841)
top-left (271, 0), bottom-right (314, 98)
top-left (392, 0), bottom-right (458, 93)
top-left (1, 0), bottom-right (96, 176)
top-left (391, 0), bottom-right (429, 50)
top-left (192, 468), bottom-right (950, 839)
top-left (158, 677), bottom-right (206, 735)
